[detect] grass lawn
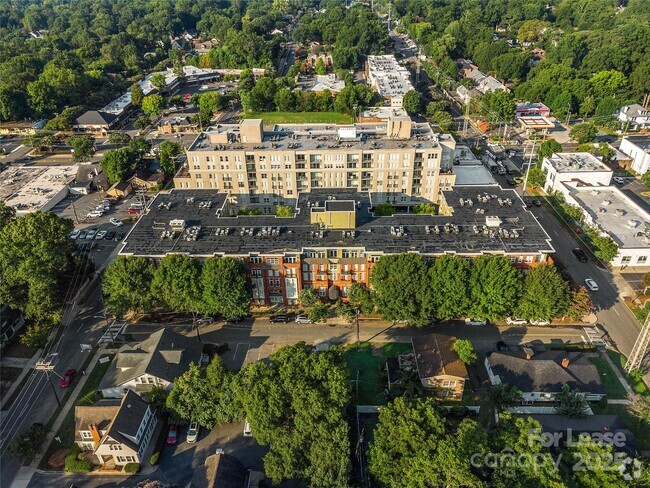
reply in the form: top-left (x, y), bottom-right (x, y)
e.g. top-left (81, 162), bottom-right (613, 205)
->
top-left (243, 111), bottom-right (353, 125)
top-left (345, 342), bottom-right (412, 406)
top-left (39, 353), bottom-right (114, 471)
top-left (606, 350), bottom-right (650, 396)
top-left (589, 355), bottom-right (627, 399)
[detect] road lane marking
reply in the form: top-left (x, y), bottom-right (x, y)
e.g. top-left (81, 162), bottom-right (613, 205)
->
top-left (612, 307), bottom-right (621, 316)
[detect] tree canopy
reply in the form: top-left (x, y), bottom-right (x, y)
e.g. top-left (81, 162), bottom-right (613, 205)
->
top-left (101, 256), bottom-right (154, 318)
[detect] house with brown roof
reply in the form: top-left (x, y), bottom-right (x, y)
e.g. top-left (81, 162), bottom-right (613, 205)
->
top-left (130, 169), bottom-right (165, 190)
top-left (412, 334), bottom-right (469, 401)
top-left (74, 390), bottom-right (158, 467)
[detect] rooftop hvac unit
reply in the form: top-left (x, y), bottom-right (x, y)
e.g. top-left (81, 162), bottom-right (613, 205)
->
top-left (627, 219), bottom-right (640, 229)
top-left (169, 219), bottom-right (186, 230)
top-left (602, 199), bottom-right (612, 206)
top-left (485, 216), bottom-right (502, 228)
top-left (615, 209), bottom-right (626, 217)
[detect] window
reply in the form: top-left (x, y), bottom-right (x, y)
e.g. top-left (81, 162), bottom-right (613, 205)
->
top-left (267, 258), bottom-right (279, 265)
top-left (438, 390), bottom-right (454, 398)
top-left (442, 380), bottom-right (457, 388)
top-left (81, 431), bottom-right (93, 439)
top-left (525, 256), bottom-right (534, 263)
top-left (109, 444), bottom-right (123, 451)
top-left (251, 269), bottom-right (262, 277)
top-left (284, 256), bottom-right (297, 264)
top-left (638, 256), bottom-right (648, 264)
top-left (249, 257), bottom-right (262, 264)
top-left (328, 249), bottom-right (338, 258)
top-left (622, 256), bottom-right (632, 263)
top-left (318, 287), bottom-right (327, 297)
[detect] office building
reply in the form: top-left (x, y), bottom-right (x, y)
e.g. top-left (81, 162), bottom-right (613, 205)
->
top-left (541, 152), bottom-right (612, 193)
top-left (365, 55), bottom-right (414, 108)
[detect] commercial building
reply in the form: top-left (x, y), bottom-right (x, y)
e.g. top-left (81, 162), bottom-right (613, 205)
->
top-left (119, 187), bottom-right (554, 306)
top-left (541, 152), bottom-right (612, 193)
top-left (620, 136), bottom-right (650, 174)
top-left (0, 165), bottom-right (78, 215)
top-left (365, 55), bottom-right (414, 108)
top-left (515, 102), bottom-right (551, 118)
top-left (175, 117), bottom-right (457, 206)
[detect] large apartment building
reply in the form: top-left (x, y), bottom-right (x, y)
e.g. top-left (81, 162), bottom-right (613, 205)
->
top-left (120, 188), bottom-right (554, 306)
top-left (174, 117), bottom-right (456, 208)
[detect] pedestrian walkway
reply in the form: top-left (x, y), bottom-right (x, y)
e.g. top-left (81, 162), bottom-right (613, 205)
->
top-left (601, 349), bottom-right (635, 397)
top-left (607, 399), bottom-right (631, 405)
top-left (0, 350), bottom-right (41, 410)
top-left (10, 347), bottom-right (105, 488)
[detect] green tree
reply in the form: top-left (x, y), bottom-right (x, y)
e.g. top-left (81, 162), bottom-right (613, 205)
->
top-left (487, 384), bottom-right (522, 411)
top-left (569, 123), bottom-right (598, 144)
top-left (469, 255), bottom-right (523, 319)
top-left (370, 254), bottom-right (431, 325)
top-left (453, 339), bottom-right (477, 365)
top-left (128, 137), bottom-right (152, 159)
top-left (629, 395), bottom-right (650, 425)
top-left (142, 94), bottom-right (164, 116)
top-left (402, 90), bottom-right (423, 115)
top-left (142, 386), bottom-right (170, 413)
top-left (0, 212), bottom-right (74, 324)
top-left (335, 301), bottom-right (357, 323)
top-left (101, 147), bottom-right (136, 183)
top-left (299, 288), bottom-right (320, 307)
top-left (166, 357), bottom-right (240, 427)
top-left (555, 383), bottom-right (589, 418)
top-left (315, 58), bottom-right (326, 75)
top-left (234, 343), bottom-right (350, 487)
top-left (308, 301), bottom-right (330, 323)
top-left (20, 323), bottom-right (52, 347)
top-left (517, 264), bottom-right (570, 321)
top-left (151, 254), bottom-right (203, 312)
top-left (9, 424), bottom-right (48, 465)
top-left (480, 89), bottom-right (516, 123)
top-left (131, 83), bottom-right (145, 107)
top-left (201, 257), bottom-right (250, 318)
top-left (108, 132), bottom-right (131, 144)
top-left (537, 139), bottom-right (562, 161)
top-left (102, 256), bottom-right (153, 318)
top-left (588, 230), bottom-right (619, 262)
top-left (159, 140), bottom-right (181, 176)
top-left (413, 204), bottom-right (436, 215)
top-left (564, 434), bottom-right (626, 488)
top-left (589, 70), bottom-right (628, 100)
top-left (373, 203), bottom-right (394, 216)
top-left (44, 106), bottom-right (83, 131)
top-left (430, 110), bottom-right (453, 131)
top-left (66, 136), bottom-right (94, 162)
top-left (150, 73), bottom-right (167, 92)
top-left (427, 255), bottom-right (470, 319)
top-left (368, 397), bottom-right (484, 488)
top-left (567, 286), bottom-right (594, 321)
top-left (0, 202), bottom-right (16, 230)
top-left (275, 205), bottom-right (294, 217)
top-left (134, 116), bottom-right (150, 130)
top-left (527, 163), bottom-right (547, 188)
top-left (347, 282), bottom-right (373, 315)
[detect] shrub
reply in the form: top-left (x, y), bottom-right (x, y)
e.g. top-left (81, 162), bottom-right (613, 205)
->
top-left (150, 451), bottom-right (160, 466)
top-left (124, 462), bottom-right (140, 473)
top-left (64, 446), bottom-right (93, 473)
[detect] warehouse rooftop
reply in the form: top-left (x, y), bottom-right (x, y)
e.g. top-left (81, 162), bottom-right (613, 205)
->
top-left (119, 187), bottom-right (553, 258)
top-left (545, 152), bottom-right (610, 173)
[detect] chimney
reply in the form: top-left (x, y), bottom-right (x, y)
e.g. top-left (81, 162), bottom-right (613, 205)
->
top-left (561, 357), bottom-right (570, 368)
top-left (523, 347), bottom-right (534, 360)
top-left (89, 424), bottom-right (101, 444)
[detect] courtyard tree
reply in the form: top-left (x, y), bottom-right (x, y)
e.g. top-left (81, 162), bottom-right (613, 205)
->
top-left (234, 343), bottom-right (350, 487)
top-left (427, 255), bottom-right (470, 319)
top-left (275, 205), bottom-right (294, 217)
top-left (555, 383), bottom-right (589, 418)
top-left (66, 135), bottom-right (94, 162)
top-left (370, 254), bottom-right (431, 326)
top-left (402, 90), bottom-right (423, 115)
top-left (517, 264), bottom-right (570, 321)
top-left (373, 203), bottom-right (394, 216)
top-left (453, 339), bottom-right (477, 365)
top-left (469, 255), bottom-right (523, 319)
top-left (412, 203), bottom-right (436, 215)
top-left (142, 94), bottom-right (164, 116)
top-left (201, 257), bottom-right (250, 318)
top-left (151, 254), bottom-right (203, 313)
top-left (102, 256), bottom-right (154, 318)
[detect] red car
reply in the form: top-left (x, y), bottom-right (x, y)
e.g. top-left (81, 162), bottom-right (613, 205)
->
top-left (126, 208), bottom-right (139, 214)
top-left (59, 369), bottom-right (77, 388)
top-left (166, 423), bottom-right (178, 445)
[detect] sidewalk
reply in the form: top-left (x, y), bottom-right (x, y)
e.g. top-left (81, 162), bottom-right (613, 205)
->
top-left (601, 349), bottom-right (635, 397)
top-left (10, 347), bottom-right (105, 488)
top-left (0, 349), bottom-right (42, 410)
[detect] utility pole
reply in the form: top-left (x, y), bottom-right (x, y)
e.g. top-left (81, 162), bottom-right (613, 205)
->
top-left (35, 360), bottom-right (61, 407)
top-left (463, 101), bottom-right (470, 136)
top-left (565, 103), bottom-right (571, 126)
top-left (521, 137), bottom-right (537, 197)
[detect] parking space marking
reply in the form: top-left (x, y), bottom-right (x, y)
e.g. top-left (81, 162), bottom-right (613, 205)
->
top-left (233, 343), bottom-right (250, 361)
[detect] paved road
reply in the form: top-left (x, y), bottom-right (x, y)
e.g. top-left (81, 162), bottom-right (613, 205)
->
top-left (0, 284), bottom-right (111, 488)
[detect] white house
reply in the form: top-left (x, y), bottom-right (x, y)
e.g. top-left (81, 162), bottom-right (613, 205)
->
top-left (98, 328), bottom-right (203, 399)
top-left (541, 152), bottom-right (612, 193)
top-left (485, 350), bottom-right (606, 403)
top-left (618, 104), bottom-right (650, 131)
top-left (619, 136), bottom-right (650, 174)
top-left (75, 390), bottom-right (158, 467)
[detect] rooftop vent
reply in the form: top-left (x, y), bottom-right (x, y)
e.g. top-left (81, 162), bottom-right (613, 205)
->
top-left (615, 209), bottom-right (626, 217)
top-left (602, 199), bottom-right (612, 206)
top-left (485, 216), bottom-right (502, 228)
top-left (627, 219), bottom-right (640, 229)
top-left (169, 219), bottom-right (186, 230)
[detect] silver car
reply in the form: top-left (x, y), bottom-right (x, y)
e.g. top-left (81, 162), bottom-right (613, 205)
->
top-left (187, 421), bottom-right (199, 443)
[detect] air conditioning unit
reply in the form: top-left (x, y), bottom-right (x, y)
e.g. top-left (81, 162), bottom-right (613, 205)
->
top-left (485, 216), bottom-right (502, 228)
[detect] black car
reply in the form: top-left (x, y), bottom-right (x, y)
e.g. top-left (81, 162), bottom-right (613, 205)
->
top-left (115, 232), bottom-right (125, 241)
top-left (572, 248), bottom-right (588, 262)
top-left (225, 317), bottom-right (242, 324)
top-left (532, 199), bottom-right (542, 207)
top-left (269, 314), bottom-right (291, 323)
top-left (506, 168), bottom-right (515, 175)
top-left (105, 231), bottom-right (116, 240)
top-left (523, 198), bottom-right (534, 208)
top-left (506, 178), bottom-right (517, 186)
top-left (496, 341), bottom-right (509, 352)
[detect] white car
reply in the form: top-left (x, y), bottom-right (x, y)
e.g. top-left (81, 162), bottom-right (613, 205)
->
top-left (585, 278), bottom-right (599, 291)
top-left (505, 317), bottom-right (528, 325)
top-left (199, 85), bottom-right (209, 91)
top-left (95, 230), bottom-right (107, 240)
top-left (295, 314), bottom-right (312, 324)
top-left (187, 421), bottom-right (199, 443)
top-left (613, 176), bottom-right (625, 185)
top-left (465, 318), bottom-right (487, 326)
top-left (243, 420), bottom-right (252, 437)
top-left (196, 317), bottom-right (214, 324)
top-left (87, 210), bottom-right (103, 218)
top-left (69, 229), bottom-right (80, 239)
top-left (530, 319), bottom-right (551, 326)
top-left (86, 229), bottom-right (97, 239)
top-left (109, 218), bottom-right (124, 227)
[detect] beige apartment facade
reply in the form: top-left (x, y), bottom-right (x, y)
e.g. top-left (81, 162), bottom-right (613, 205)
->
top-left (174, 117), bottom-right (456, 207)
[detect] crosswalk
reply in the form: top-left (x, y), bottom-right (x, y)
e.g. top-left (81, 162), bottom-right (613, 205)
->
top-left (98, 321), bottom-right (126, 344)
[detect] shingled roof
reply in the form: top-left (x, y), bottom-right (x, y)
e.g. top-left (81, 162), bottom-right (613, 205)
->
top-left (412, 334), bottom-right (469, 380)
top-left (192, 453), bottom-right (249, 488)
top-left (74, 110), bottom-right (118, 127)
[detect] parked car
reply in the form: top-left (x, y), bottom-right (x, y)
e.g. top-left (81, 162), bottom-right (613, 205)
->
top-left (69, 230), bottom-right (80, 239)
top-left (95, 230), bottom-right (107, 240)
top-left (96, 205), bottom-right (110, 212)
top-left (505, 317), bottom-right (528, 325)
top-left (87, 210), bottom-right (103, 218)
top-left (85, 229), bottom-right (97, 239)
top-left (243, 420), bottom-right (252, 437)
top-left (187, 421), bottom-right (199, 443)
top-left (294, 314), bottom-right (312, 324)
top-left (78, 230), bottom-right (88, 239)
top-left (126, 208), bottom-right (139, 214)
top-left (530, 319), bottom-right (551, 326)
top-left (225, 317), bottom-right (242, 324)
top-left (109, 218), bottom-right (123, 226)
top-left (532, 199), bottom-right (542, 207)
top-left (465, 318), bottom-right (487, 326)
top-left (199, 85), bottom-right (209, 91)
top-left (496, 341), bottom-right (509, 352)
top-left (196, 317), bottom-right (214, 324)
top-left (572, 248), bottom-right (588, 263)
top-left (613, 176), bottom-right (625, 185)
top-left (585, 278), bottom-right (599, 291)
top-left (166, 424), bottom-right (178, 444)
top-left (115, 232), bottom-right (125, 240)
top-left (269, 314), bottom-right (291, 323)
top-left (59, 369), bottom-right (77, 388)
top-left (506, 178), bottom-right (517, 186)
top-left (105, 231), bottom-right (116, 240)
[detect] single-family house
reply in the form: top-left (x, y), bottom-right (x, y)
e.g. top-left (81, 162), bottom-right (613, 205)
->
top-left (75, 390), bottom-right (158, 467)
top-left (412, 334), bottom-right (469, 401)
top-left (485, 350), bottom-right (606, 402)
top-left (130, 169), bottom-right (165, 190)
top-left (618, 104), bottom-right (650, 131)
top-left (98, 328), bottom-right (203, 398)
top-left (106, 181), bottom-right (133, 199)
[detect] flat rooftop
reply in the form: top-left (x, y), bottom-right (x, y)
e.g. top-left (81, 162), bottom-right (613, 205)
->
top-left (0, 165), bottom-right (78, 212)
top-left (367, 55), bottom-right (414, 98)
top-left (545, 152), bottom-right (610, 173)
top-left (119, 188), bottom-right (553, 258)
top-left (567, 186), bottom-right (650, 249)
top-left (188, 121), bottom-right (452, 153)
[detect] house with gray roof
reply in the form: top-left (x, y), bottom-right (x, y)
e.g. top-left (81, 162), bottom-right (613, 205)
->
top-left (75, 390), bottom-right (158, 467)
top-left (485, 350), bottom-right (606, 402)
top-left (73, 110), bottom-right (119, 132)
top-left (99, 328), bottom-right (203, 398)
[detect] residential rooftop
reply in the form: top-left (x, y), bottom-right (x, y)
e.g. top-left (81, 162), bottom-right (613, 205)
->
top-left (545, 152), bottom-right (610, 173)
top-left (0, 165), bottom-right (78, 214)
top-left (119, 187), bottom-right (554, 258)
